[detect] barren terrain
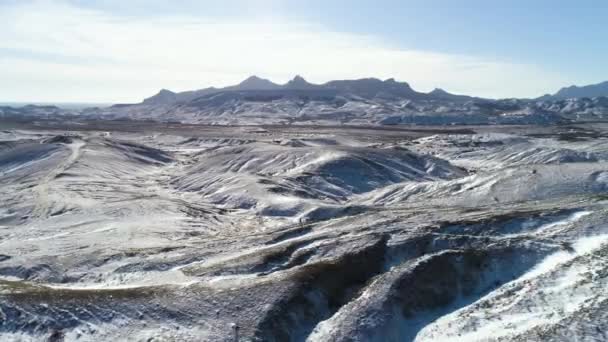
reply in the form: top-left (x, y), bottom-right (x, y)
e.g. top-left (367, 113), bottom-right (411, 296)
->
top-left (1, 120), bottom-right (608, 341)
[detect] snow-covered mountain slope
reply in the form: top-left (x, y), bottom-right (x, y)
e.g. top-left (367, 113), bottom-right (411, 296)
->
top-left (1, 124), bottom-right (608, 341)
top-left (89, 91), bottom-right (583, 126)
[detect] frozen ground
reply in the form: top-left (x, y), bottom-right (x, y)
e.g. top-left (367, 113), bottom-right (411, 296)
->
top-left (1, 122), bottom-right (608, 341)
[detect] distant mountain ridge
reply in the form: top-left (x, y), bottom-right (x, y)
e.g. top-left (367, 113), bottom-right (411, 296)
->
top-left (6, 76), bottom-right (608, 127)
top-left (540, 80), bottom-right (608, 100)
top-left (142, 75), bottom-right (476, 105)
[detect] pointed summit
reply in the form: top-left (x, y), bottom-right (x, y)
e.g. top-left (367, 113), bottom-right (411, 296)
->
top-left (429, 88), bottom-right (450, 96)
top-left (234, 75), bottom-right (280, 90)
top-left (143, 88), bottom-right (177, 105)
top-left (291, 75), bottom-right (307, 83)
top-left (284, 75), bottom-right (318, 89)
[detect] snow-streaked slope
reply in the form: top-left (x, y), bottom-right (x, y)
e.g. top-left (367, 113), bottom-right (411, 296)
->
top-left (411, 133), bottom-right (608, 171)
top-left (360, 162), bottom-right (608, 207)
top-left (173, 141), bottom-right (466, 217)
top-left (415, 234), bottom-right (608, 342)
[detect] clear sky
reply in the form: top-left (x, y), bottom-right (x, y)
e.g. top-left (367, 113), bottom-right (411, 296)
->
top-left (1, 0), bottom-right (607, 103)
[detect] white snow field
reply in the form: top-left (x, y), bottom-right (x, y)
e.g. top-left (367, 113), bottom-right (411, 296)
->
top-left (1, 123), bottom-right (608, 341)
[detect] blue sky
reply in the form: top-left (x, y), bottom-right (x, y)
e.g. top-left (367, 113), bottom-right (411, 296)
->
top-left (1, 0), bottom-right (607, 102)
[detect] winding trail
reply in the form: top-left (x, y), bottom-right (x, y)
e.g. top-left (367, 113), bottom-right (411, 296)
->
top-left (31, 139), bottom-right (86, 219)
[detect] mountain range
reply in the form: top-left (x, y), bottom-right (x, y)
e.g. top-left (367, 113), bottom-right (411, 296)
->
top-left (2, 76), bottom-right (608, 126)
top-left (141, 75), bottom-right (472, 106)
top-left (143, 76), bottom-right (608, 106)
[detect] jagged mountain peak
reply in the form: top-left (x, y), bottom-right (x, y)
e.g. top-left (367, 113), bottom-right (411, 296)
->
top-left (291, 75), bottom-right (307, 82)
top-left (429, 88), bottom-right (449, 95)
top-left (383, 78), bottom-right (411, 87)
top-left (284, 75), bottom-right (317, 89)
